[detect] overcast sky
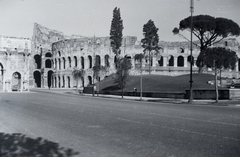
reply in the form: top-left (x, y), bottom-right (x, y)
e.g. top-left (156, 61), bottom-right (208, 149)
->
top-left (0, 0), bottom-right (240, 42)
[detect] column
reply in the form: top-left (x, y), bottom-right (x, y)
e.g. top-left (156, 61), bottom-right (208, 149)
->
top-left (163, 57), bottom-right (167, 67)
top-left (152, 57), bottom-right (156, 67)
top-left (184, 57), bottom-right (188, 67)
top-left (174, 57), bottom-right (177, 67)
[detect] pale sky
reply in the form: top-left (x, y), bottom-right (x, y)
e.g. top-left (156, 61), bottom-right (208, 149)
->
top-left (0, 0), bottom-right (240, 42)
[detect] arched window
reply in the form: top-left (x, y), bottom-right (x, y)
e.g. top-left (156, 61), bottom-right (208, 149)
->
top-left (63, 57), bottom-right (66, 69)
top-left (33, 71), bottom-right (41, 87)
top-left (68, 57), bottom-right (71, 68)
top-left (88, 56), bottom-right (92, 68)
top-left (81, 57), bottom-right (85, 69)
top-left (105, 55), bottom-right (110, 67)
top-left (34, 55), bottom-right (41, 69)
top-left (88, 76), bottom-right (92, 85)
top-left (45, 52), bottom-right (52, 57)
top-left (158, 56), bottom-right (163, 66)
top-left (74, 56), bottom-right (77, 67)
top-left (95, 55), bottom-right (101, 66)
top-left (45, 59), bottom-right (52, 68)
top-left (169, 55), bottom-right (174, 66)
top-left (58, 58), bottom-right (61, 70)
top-left (187, 55), bottom-right (194, 66)
top-left (177, 56), bottom-right (184, 67)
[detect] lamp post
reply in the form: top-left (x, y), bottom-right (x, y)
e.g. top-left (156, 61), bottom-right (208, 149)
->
top-left (188, 0), bottom-right (194, 103)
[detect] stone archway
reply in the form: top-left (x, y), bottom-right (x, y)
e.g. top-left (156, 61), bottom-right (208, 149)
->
top-left (33, 71), bottom-right (41, 88)
top-left (177, 56), bottom-right (184, 67)
top-left (88, 76), bottom-right (92, 85)
top-left (47, 70), bottom-right (53, 88)
top-left (12, 72), bottom-right (21, 91)
top-left (45, 59), bottom-right (52, 68)
top-left (34, 55), bottom-right (41, 69)
top-left (67, 76), bottom-right (71, 88)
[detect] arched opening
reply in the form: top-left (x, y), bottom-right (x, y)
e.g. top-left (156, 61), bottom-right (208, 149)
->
top-left (63, 57), bottom-right (66, 69)
top-left (58, 51), bottom-right (61, 57)
top-left (81, 78), bottom-right (85, 87)
top-left (54, 77), bottom-right (57, 88)
top-left (58, 76), bottom-right (61, 88)
top-left (169, 56), bottom-right (174, 66)
top-left (12, 72), bottom-right (21, 91)
top-left (68, 57), bottom-right (71, 68)
top-left (45, 52), bottom-right (52, 57)
top-left (34, 54), bottom-right (41, 69)
top-left (58, 58), bottom-right (61, 70)
top-left (33, 71), bottom-right (41, 88)
top-left (74, 56), bottom-right (77, 67)
top-left (95, 55), bottom-right (101, 66)
top-left (158, 56), bottom-right (163, 66)
top-left (55, 59), bottom-right (57, 69)
top-left (105, 55), bottom-right (110, 67)
top-left (81, 57), bottom-right (85, 69)
top-left (62, 75), bottom-right (65, 88)
top-left (187, 55), bottom-right (194, 67)
top-left (47, 70), bottom-right (53, 88)
top-left (238, 59), bottom-right (240, 72)
top-left (0, 63), bottom-right (3, 91)
top-left (88, 76), bottom-right (92, 85)
top-left (67, 76), bottom-right (71, 88)
top-left (45, 59), bottom-right (52, 68)
top-left (177, 56), bottom-right (184, 67)
top-left (88, 55), bottom-right (92, 68)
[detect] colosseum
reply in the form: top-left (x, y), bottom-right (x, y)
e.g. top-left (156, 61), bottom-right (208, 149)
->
top-left (0, 23), bottom-right (239, 92)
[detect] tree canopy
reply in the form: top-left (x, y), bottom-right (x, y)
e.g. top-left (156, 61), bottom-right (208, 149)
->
top-left (173, 15), bottom-right (240, 72)
top-left (110, 7), bottom-right (124, 56)
top-left (141, 20), bottom-right (160, 74)
top-left (202, 47), bottom-right (238, 70)
top-left (201, 47), bottom-right (238, 102)
top-left (72, 68), bottom-right (85, 88)
top-left (114, 56), bottom-right (132, 98)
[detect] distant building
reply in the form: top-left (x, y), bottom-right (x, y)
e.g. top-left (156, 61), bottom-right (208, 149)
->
top-left (1, 23), bottom-right (240, 91)
top-left (0, 36), bottom-right (31, 92)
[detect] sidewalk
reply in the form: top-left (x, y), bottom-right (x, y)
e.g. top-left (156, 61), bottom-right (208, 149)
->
top-left (30, 88), bottom-right (240, 106)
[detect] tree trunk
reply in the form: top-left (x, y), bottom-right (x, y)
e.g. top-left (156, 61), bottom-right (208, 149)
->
top-left (148, 50), bottom-right (151, 75)
top-left (215, 69), bottom-right (219, 103)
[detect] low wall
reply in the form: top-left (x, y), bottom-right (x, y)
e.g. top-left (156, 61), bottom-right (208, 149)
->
top-left (185, 89), bottom-right (229, 100)
top-left (100, 91), bottom-right (185, 99)
top-left (84, 88), bottom-right (240, 100)
top-left (229, 89), bottom-right (240, 99)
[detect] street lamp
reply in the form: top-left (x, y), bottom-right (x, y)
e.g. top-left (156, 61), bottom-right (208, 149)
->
top-left (188, 0), bottom-right (194, 103)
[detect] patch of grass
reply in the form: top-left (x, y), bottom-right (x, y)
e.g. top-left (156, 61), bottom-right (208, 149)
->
top-left (97, 73), bottom-right (227, 93)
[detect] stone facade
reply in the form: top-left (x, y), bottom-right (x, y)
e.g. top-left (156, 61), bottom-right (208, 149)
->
top-left (0, 36), bottom-right (31, 92)
top-left (29, 23), bottom-right (240, 89)
top-left (1, 23), bottom-right (240, 91)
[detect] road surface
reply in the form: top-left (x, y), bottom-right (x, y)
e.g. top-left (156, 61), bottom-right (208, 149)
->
top-left (0, 91), bottom-right (240, 157)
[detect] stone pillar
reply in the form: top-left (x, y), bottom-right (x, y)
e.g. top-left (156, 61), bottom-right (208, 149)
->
top-left (152, 57), bottom-right (156, 67)
top-left (163, 57), bottom-right (167, 67)
top-left (101, 56), bottom-right (104, 66)
top-left (2, 69), bottom-right (6, 91)
top-left (193, 60), bottom-right (197, 68)
top-left (184, 57), bottom-right (188, 67)
top-left (235, 60), bottom-right (239, 72)
top-left (174, 57), bottom-right (177, 67)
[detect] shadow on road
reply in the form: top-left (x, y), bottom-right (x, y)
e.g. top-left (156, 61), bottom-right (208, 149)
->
top-left (0, 132), bottom-right (79, 157)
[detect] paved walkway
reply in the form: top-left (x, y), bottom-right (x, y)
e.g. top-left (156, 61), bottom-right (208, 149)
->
top-left (30, 88), bottom-right (240, 106)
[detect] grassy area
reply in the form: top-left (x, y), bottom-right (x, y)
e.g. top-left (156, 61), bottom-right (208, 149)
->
top-left (97, 73), bottom-right (228, 93)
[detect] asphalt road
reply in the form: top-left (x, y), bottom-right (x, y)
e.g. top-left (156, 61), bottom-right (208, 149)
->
top-left (0, 91), bottom-right (240, 157)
